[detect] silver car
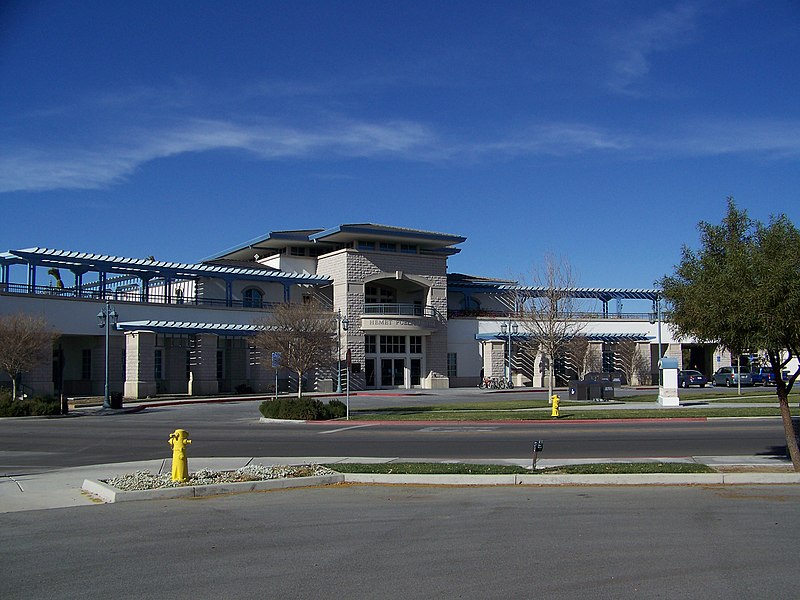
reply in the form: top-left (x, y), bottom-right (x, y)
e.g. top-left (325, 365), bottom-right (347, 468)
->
top-left (712, 366), bottom-right (753, 387)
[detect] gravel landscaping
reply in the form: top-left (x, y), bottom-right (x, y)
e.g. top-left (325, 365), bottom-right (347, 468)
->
top-left (103, 464), bottom-right (338, 491)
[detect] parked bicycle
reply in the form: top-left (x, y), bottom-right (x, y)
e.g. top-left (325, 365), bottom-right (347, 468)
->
top-left (479, 377), bottom-right (514, 389)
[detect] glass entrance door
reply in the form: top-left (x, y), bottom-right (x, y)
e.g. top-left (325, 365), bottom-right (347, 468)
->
top-left (365, 358), bottom-right (375, 387)
top-left (381, 358), bottom-right (406, 387)
top-left (410, 359), bottom-right (421, 387)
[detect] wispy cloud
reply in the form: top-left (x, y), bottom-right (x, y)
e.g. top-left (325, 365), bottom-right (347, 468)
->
top-left (2, 111), bottom-right (800, 194)
top-left (0, 117), bottom-right (440, 193)
top-left (657, 118), bottom-right (800, 159)
top-left (606, 3), bottom-right (700, 95)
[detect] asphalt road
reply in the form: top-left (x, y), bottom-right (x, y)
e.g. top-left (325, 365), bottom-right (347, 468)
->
top-left (0, 399), bottom-right (790, 473)
top-left (2, 485), bottom-right (798, 599)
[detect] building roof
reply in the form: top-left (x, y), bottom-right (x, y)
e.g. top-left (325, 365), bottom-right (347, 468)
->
top-left (309, 223), bottom-right (465, 246)
top-left (475, 332), bottom-right (653, 342)
top-left (4, 248), bottom-right (331, 285)
top-left (116, 320), bottom-right (264, 336)
top-left (207, 223), bottom-right (466, 261)
top-left (448, 275), bottom-right (660, 302)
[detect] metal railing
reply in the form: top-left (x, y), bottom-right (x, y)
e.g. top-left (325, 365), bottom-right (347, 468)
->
top-left (447, 309), bottom-right (654, 321)
top-left (0, 283), bottom-right (279, 311)
top-left (363, 303), bottom-right (437, 318)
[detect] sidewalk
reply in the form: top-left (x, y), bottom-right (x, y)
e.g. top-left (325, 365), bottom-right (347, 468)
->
top-left (2, 454), bottom-right (797, 514)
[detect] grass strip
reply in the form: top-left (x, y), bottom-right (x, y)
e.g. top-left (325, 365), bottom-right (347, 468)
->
top-left (325, 462), bottom-right (528, 475)
top-left (325, 462), bottom-right (715, 475)
top-left (351, 406), bottom-right (799, 421)
top-left (538, 462), bottom-right (715, 474)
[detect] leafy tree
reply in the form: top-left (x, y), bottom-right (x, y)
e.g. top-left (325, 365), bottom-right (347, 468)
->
top-left (516, 253), bottom-right (586, 401)
top-left (661, 199), bottom-right (800, 470)
top-left (252, 301), bottom-right (336, 398)
top-left (0, 313), bottom-right (58, 400)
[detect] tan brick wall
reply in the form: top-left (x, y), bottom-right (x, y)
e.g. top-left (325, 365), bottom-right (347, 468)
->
top-left (317, 248), bottom-right (450, 385)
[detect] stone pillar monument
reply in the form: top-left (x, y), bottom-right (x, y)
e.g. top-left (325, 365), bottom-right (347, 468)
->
top-left (658, 357), bottom-right (680, 406)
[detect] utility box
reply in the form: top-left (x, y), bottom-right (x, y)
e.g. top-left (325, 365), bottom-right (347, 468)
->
top-left (569, 380), bottom-right (589, 401)
top-left (317, 378), bottom-right (334, 393)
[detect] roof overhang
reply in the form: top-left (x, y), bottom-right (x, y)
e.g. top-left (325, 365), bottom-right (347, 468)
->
top-left (309, 224), bottom-right (466, 248)
top-left (475, 332), bottom-right (654, 342)
top-left (7, 248), bottom-right (332, 285)
top-left (116, 321), bottom-right (264, 336)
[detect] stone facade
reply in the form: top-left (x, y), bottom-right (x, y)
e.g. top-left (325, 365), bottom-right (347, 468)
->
top-left (317, 248), bottom-right (450, 389)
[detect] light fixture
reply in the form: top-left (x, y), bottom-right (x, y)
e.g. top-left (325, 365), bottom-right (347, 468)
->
top-left (97, 300), bottom-right (119, 409)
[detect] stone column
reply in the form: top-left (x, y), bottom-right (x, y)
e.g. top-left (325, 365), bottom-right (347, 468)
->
top-left (124, 331), bottom-right (157, 399)
top-left (188, 333), bottom-right (219, 396)
top-left (479, 341), bottom-right (507, 382)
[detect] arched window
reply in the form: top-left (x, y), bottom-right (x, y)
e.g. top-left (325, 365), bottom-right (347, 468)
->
top-left (460, 296), bottom-right (481, 311)
top-left (242, 288), bottom-right (263, 308)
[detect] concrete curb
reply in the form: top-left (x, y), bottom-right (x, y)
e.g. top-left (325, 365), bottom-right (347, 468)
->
top-left (82, 471), bottom-right (800, 503)
top-left (344, 473), bottom-right (800, 486)
top-left (82, 474), bottom-right (345, 503)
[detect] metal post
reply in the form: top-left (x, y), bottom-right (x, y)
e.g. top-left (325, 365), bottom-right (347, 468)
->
top-left (345, 347), bottom-right (351, 420)
top-left (103, 304), bottom-right (110, 408)
top-left (657, 295), bottom-right (663, 359)
top-left (346, 363), bottom-right (350, 421)
top-left (98, 300), bottom-right (118, 409)
top-left (336, 309), bottom-right (342, 394)
top-left (737, 353), bottom-right (742, 396)
top-left (507, 319), bottom-right (512, 385)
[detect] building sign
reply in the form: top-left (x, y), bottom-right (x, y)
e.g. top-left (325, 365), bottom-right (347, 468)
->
top-left (361, 318), bottom-right (432, 332)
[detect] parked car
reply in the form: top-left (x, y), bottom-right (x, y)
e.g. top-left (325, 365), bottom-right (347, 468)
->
top-left (750, 366), bottom-right (777, 386)
top-left (712, 366), bottom-right (753, 387)
top-left (678, 370), bottom-right (707, 388)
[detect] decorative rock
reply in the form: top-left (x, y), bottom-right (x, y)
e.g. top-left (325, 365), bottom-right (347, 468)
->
top-left (103, 464), bottom-right (337, 491)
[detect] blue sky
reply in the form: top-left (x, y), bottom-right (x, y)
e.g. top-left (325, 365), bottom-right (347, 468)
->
top-left (2, 0), bottom-right (799, 288)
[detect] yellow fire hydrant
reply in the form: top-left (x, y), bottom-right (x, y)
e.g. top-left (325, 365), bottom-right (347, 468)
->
top-left (551, 394), bottom-right (560, 418)
top-left (168, 429), bottom-right (191, 482)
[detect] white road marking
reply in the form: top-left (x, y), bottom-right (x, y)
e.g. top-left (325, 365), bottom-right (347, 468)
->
top-left (419, 427), bottom-right (499, 432)
top-left (319, 424), bottom-right (376, 435)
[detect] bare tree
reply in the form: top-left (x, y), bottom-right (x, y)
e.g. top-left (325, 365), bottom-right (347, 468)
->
top-left (564, 336), bottom-right (601, 380)
top-left (614, 339), bottom-right (650, 386)
top-left (252, 302), bottom-right (336, 398)
top-left (0, 313), bottom-right (58, 399)
top-left (516, 253), bottom-right (586, 401)
top-left (633, 351), bottom-right (652, 386)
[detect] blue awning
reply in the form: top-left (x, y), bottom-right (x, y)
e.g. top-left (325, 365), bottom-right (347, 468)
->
top-left (117, 320), bottom-right (265, 336)
top-left (8, 247), bottom-right (331, 285)
top-left (475, 332), bottom-right (653, 342)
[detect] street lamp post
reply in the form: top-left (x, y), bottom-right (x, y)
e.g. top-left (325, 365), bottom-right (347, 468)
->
top-left (336, 309), bottom-right (349, 394)
top-left (650, 295), bottom-right (664, 353)
top-left (500, 320), bottom-right (518, 386)
top-left (97, 300), bottom-right (119, 409)
top-left (650, 294), bottom-right (664, 386)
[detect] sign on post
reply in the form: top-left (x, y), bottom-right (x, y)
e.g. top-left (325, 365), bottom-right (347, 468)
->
top-left (271, 352), bottom-right (281, 400)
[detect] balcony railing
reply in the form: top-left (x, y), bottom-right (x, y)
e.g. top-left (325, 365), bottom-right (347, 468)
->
top-left (363, 303), bottom-right (438, 318)
top-left (0, 283), bottom-right (278, 310)
top-left (447, 309), bottom-right (654, 321)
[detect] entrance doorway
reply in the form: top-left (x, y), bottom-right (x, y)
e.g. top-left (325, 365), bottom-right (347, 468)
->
top-left (381, 358), bottom-right (405, 387)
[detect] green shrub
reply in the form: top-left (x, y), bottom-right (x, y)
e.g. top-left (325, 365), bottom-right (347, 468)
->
top-left (326, 399), bottom-right (347, 418)
top-left (0, 391), bottom-right (61, 417)
top-left (259, 398), bottom-right (346, 420)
